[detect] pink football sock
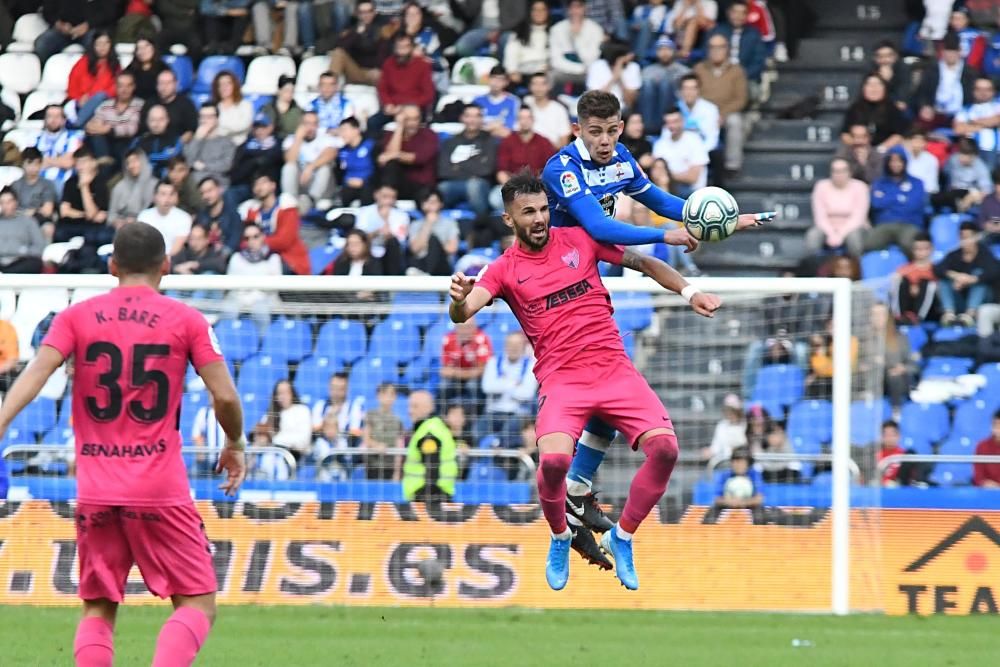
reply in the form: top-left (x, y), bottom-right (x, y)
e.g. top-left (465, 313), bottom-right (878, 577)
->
top-left (536, 452), bottom-right (572, 534)
top-left (152, 606), bottom-right (212, 667)
top-left (620, 433), bottom-right (679, 535)
top-left (74, 616), bottom-right (114, 667)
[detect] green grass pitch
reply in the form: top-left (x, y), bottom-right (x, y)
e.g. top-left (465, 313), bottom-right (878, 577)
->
top-left (0, 606), bottom-right (993, 666)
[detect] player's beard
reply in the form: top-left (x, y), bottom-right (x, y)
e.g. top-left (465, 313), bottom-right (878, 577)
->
top-left (516, 223), bottom-right (549, 250)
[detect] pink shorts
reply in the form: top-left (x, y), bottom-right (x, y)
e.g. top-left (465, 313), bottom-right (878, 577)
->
top-left (535, 355), bottom-right (673, 447)
top-left (75, 502), bottom-right (217, 602)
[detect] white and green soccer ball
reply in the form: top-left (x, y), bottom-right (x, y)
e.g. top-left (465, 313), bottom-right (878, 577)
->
top-left (723, 474), bottom-right (755, 500)
top-left (682, 186), bottom-right (740, 242)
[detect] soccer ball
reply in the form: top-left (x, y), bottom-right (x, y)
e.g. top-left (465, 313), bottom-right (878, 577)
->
top-left (723, 474), bottom-right (755, 500)
top-left (683, 186), bottom-right (740, 242)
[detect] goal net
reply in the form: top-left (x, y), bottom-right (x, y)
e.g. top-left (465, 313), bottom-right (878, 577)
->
top-left (0, 275), bottom-right (885, 613)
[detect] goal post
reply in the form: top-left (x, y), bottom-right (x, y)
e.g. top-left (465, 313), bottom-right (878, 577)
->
top-left (0, 274), bottom-right (879, 613)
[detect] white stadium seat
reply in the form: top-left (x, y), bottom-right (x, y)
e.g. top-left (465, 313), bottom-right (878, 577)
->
top-left (1, 88), bottom-right (22, 123)
top-left (39, 52), bottom-right (81, 93)
top-left (295, 55), bottom-right (331, 95)
top-left (243, 55), bottom-right (297, 95)
top-left (446, 84), bottom-right (490, 100)
top-left (0, 166), bottom-right (24, 188)
top-left (6, 12), bottom-right (48, 53)
top-left (0, 289), bottom-right (16, 320)
top-left (450, 56), bottom-right (499, 84)
top-left (61, 43), bottom-right (84, 55)
top-left (3, 128), bottom-right (40, 151)
top-left (70, 287), bottom-right (110, 305)
top-left (343, 84), bottom-right (378, 120)
top-left (0, 52), bottom-right (42, 95)
top-left (10, 288), bottom-right (69, 360)
top-left (18, 90), bottom-right (67, 129)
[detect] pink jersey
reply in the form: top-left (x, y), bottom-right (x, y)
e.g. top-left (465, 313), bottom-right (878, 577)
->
top-left (476, 226), bottom-right (626, 384)
top-left (43, 285), bottom-right (224, 505)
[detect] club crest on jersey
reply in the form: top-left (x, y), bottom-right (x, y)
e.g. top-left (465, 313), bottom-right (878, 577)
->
top-left (561, 248), bottom-right (580, 269)
top-left (560, 171), bottom-right (581, 197)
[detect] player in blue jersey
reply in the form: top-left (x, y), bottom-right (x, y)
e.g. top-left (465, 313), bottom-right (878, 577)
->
top-left (540, 90), bottom-right (774, 569)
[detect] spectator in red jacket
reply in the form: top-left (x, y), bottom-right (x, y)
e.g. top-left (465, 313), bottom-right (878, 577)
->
top-left (244, 172), bottom-right (310, 275)
top-left (68, 29), bottom-right (121, 128)
top-left (489, 106), bottom-right (556, 210)
top-left (371, 33), bottom-right (435, 134)
top-left (973, 411), bottom-right (1000, 488)
top-left (441, 318), bottom-right (493, 416)
top-left (376, 105), bottom-right (439, 200)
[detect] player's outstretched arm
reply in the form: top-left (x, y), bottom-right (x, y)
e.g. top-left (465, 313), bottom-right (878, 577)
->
top-left (449, 272), bottom-right (493, 323)
top-left (620, 250), bottom-right (721, 318)
top-left (0, 346), bottom-right (64, 439)
top-left (199, 361), bottom-right (247, 496)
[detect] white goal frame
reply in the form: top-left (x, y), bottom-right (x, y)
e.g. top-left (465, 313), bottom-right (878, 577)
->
top-left (0, 274), bottom-right (855, 615)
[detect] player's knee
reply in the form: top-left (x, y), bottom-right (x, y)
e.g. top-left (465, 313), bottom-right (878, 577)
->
top-left (539, 452), bottom-right (571, 486)
top-left (643, 432), bottom-right (679, 467)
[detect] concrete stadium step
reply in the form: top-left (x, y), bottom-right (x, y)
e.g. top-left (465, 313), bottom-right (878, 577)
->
top-left (805, 0), bottom-right (908, 31)
top-left (748, 118), bottom-right (840, 146)
top-left (760, 92), bottom-right (850, 116)
top-left (731, 190), bottom-right (812, 221)
top-left (772, 69), bottom-right (863, 103)
top-left (659, 387), bottom-right (748, 415)
top-left (694, 229), bottom-right (809, 266)
top-left (726, 175), bottom-right (815, 192)
top-left (740, 151), bottom-right (832, 183)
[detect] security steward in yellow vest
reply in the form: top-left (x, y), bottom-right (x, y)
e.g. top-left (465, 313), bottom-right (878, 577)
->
top-left (402, 411), bottom-right (459, 503)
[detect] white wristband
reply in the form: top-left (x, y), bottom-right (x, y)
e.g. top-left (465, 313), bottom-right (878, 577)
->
top-left (681, 285), bottom-right (700, 303)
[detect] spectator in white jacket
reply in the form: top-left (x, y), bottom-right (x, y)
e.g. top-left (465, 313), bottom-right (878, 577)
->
top-left (256, 379), bottom-right (314, 479)
top-left (475, 332), bottom-right (538, 449)
top-left (224, 222), bottom-right (283, 330)
top-left (701, 393), bottom-right (748, 462)
top-left (549, 0), bottom-right (605, 92)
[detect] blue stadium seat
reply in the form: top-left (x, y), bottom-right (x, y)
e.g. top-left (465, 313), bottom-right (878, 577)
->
top-left (612, 292), bottom-right (654, 331)
top-left (922, 356), bottom-right (975, 379)
top-left (401, 354), bottom-right (431, 387)
top-left (391, 292), bottom-right (443, 330)
top-left (236, 355), bottom-right (289, 398)
top-left (394, 394), bottom-right (412, 430)
top-left (315, 318), bottom-right (367, 367)
top-left (860, 246), bottom-right (907, 280)
top-left (295, 355), bottom-right (341, 407)
top-left (900, 434), bottom-right (933, 455)
top-left (192, 56), bottom-right (245, 95)
top-left (239, 390), bottom-right (267, 427)
top-left (213, 318), bottom-right (260, 363)
top-left (898, 325), bottom-right (928, 354)
top-left (811, 471), bottom-right (833, 486)
top-left (790, 436), bottom-right (822, 455)
top-left (787, 399), bottom-right (833, 445)
top-left (850, 398), bottom-right (891, 445)
top-left (246, 93), bottom-right (274, 114)
top-left (899, 401), bottom-right (950, 443)
top-left (261, 317), bottom-right (313, 364)
top-left (932, 326), bottom-right (975, 342)
top-left (423, 317), bottom-right (456, 357)
top-left (939, 434), bottom-right (977, 456)
top-left (349, 356), bottom-right (398, 401)
top-left (977, 362), bottom-right (1000, 387)
top-left (180, 391), bottom-right (209, 441)
top-left (467, 460), bottom-right (509, 482)
top-left (369, 318), bottom-right (422, 364)
top-left (750, 364), bottom-right (805, 415)
top-left (930, 213), bottom-right (965, 256)
top-left (163, 54), bottom-right (193, 93)
top-left (952, 399), bottom-right (993, 440)
top-left (929, 462), bottom-right (973, 486)
top-left (6, 398), bottom-right (58, 443)
top-left (309, 245), bottom-right (339, 274)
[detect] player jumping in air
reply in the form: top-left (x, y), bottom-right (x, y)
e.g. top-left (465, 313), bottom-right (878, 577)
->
top-left (0, 222), bottom-right (247, 667)
top-left (449, 170), bottom-right (722, 591)
top-left (539, 89), bottom-right (774, 568)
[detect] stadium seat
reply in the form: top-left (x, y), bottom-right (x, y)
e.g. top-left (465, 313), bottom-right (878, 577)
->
top-left (860, 246), bottom-right (907, 281)
top-left (932, 326), bottom-right (974, 342)
top-left (939, 434), bottom-right (976, 456)
top-left (849, 398), bottom-right (891, 445)
top-left (7, 398), bottom-right (58, 443)
top-left (929, 462), bottom-right (973, 486)
top-left (930, 213), bottom-right (965, 256)
top-left (2, 127), bottom-right (40, 150)
top-left (922, 356), bottom-right (975, 380)
top-left (451, 56), bottom-right (500, 84)
top-left (342, 84), bottom-right (379, 119)
top-left (369, 318), bottom-right (422, 365)
top-left (18, 90), bottom-right (66, 128)
top-left (612, 292), bottom-right (654, 331)
top-left (295, 54), bottom-right (331, 95)
top-left (900, 434), bottom-right (933, 455)
top-left (213, 318), bottom-right (260, 363)
top-left (239, 390), bottom-right (268, 427)
top-left (899, 401), bottom-right (950, 443)
top-left (0, 289), bottom-right (15, 320)
top-left (349, 356), bottom-right (398, 401)
top-left (192, 56), bottom-right (246, 95)
top-left (243, 55), bottom-right (297, 95)
top-left (787, 399), bottom-right (833, 445)
top-left (38, 52), bottom-right (80, 92)
top-left (0, 52), bottom-right (41, 94)
top-left (391, 292), bottom-right (443, 330)
top-left (261, 317), bottom-right (313, 364)
top-left (0, 88), bottom-right (22, 124)
top-left (10, 288), bottom-right (68, 359)
top-left (236, 355), bottom-right (289, 398)
top-left (952, 399), bottom-right (993, 440)
top-left (180, 392), bottom-right (209, 441)
top-left (164, 54), bottom-right (194, 93)
top-left (0, 166), bottom-right (24, 189)
top-left (295, 356), bottom-right (342, 407)
top-left (315, 318), bottom-right (368, 367)
top-left (790, 436), bottom-right (822, 455)
top-left (467, 460), bottom-right (509, 482)
top-left (309, 245), bottom-right (340, 274)
top-left (6, 12), bottom-right (48, 53)
top-left (750, 364), bottom-right (805, 415)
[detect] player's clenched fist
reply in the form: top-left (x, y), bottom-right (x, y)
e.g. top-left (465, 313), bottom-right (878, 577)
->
top-left (690, 292), bottom-right (722, 318)
top-left (450, 272), bottom-right (476, 303)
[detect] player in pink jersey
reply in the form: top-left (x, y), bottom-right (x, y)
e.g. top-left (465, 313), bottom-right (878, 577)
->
top-left (0, 222), bottom-right (246, 667)
top-left (449, 170), bottom-right (721, 591)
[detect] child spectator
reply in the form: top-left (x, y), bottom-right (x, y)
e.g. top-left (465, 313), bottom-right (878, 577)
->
top-left (877, 421), bottom-right (906, 486)
top-left (935, 137), bottom-right (992, 212)
top-left (973, 411), bottom-right (1000, 488)
top-left (361, 383), bottom-right (404, 480)
top-left (890, 233), bottom-right (939, 324)
top-left (866, 147), bottom-right (926, 255)
top-left (705, 447), bottom-right (765, 524)
top-left (10, 148), bottom-right (58, 234)
top-left (807, 157), bottom-right (870, 257)
top-left (934, 221), bottom-right (1000, 326)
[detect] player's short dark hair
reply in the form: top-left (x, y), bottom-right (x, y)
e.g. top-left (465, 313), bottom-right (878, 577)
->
top-left (576, 90), bottom-right (621, 122)
top-left (20, 146), bottom-right (41, 162)
top-left (500, 168), bottom-right (545, 208)
top-left (913, 232), bottom-right (932, 243)
top-left (340, 116), bottom-right (361, 129)
top-left (112, 222), bottom-right (166, 275)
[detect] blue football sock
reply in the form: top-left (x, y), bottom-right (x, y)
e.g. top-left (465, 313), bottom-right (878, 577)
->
top-left (567, 417), bottom-right (616, 492)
